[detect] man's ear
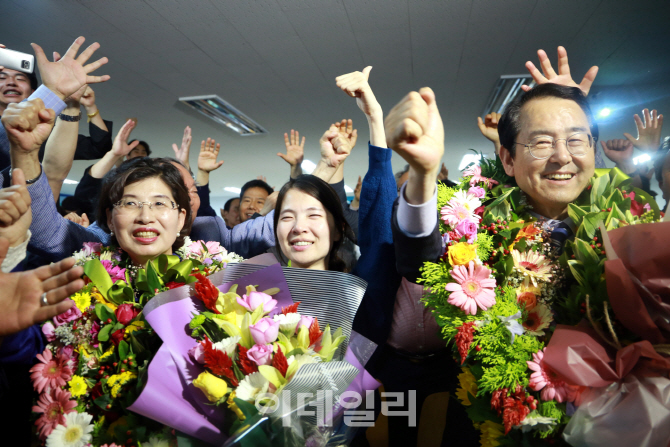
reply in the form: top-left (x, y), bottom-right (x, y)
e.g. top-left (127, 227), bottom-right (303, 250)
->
top-left (499, 146), bottom-right (516, 177)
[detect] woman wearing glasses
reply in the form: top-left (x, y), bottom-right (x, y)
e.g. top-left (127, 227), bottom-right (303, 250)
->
top-left (97, 157), bottom-right (192, 266)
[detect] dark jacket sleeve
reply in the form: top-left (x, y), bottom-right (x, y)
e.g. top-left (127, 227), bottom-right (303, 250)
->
top-left (329, 179), bottom-right (359, 242)
top-left (352, 144), bottom-right (401, 349)
top-left (196, 184), bottom-right (217, 217)
top-left (391, 200), bottom-right (442, 283)
top-left (70, 165), bottom-right (104, 218)
top-left (38, 119), bottom-right (113, 161)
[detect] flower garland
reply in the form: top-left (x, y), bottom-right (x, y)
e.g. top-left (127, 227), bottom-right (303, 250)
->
top-left (31, 239), bottom-right (241, 447)
top-left (188, 274), bottom-right (346, 436)
top-left (420, 157), bottom-right (661, 446)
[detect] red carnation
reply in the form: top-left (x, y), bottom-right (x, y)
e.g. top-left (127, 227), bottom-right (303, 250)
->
top-left (281, 302), bottom-right (301, 315)
top-left (272, 346), bottom-right (289, 377)
top-left (110, 328), bottom-right (125, 346)
top-left (237, 344), bottom-right (258, 375)
top-left (202, 337), bottom-right (238, 386)
top-left (474, 206), bottom-right (485, 218)
top-left (455, 322), bottom-right (476, 365)
top-left (194, 273), bottom-right (220, 313)
top-left (309, 318), bottom-right (323, 346)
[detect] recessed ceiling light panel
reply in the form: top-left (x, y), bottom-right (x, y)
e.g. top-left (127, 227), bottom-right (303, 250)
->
top-left (179, 95), bottom-right (267, 136)
top-left (482, 75), bottom-right (535, 117)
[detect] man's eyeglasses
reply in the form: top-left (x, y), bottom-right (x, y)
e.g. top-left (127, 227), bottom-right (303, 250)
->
top-left (515, 132), bottom-right (594, 160)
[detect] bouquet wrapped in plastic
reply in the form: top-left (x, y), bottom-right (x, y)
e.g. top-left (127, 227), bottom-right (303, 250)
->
top-left (543, 221), bottom-right (670, 447)
top-left (129, 262), bottom-right (380, 446)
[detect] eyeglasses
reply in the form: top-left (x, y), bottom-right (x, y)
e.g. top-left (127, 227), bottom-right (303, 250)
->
top-left (515, 132), bottom-right (594, 160)
top-left (113, 199), bottom-right (178, 214)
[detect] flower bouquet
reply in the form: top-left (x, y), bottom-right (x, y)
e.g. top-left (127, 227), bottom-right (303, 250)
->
top-left (420, 155), bottom-right (664, 446)
top-left (128, 262), bottom-right (379, 447)
top-left (30, 240), bottom-right (241, 447)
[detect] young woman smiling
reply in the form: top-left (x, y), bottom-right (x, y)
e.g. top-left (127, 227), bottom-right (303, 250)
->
top-left (272, 174), bottom-right (355, 272)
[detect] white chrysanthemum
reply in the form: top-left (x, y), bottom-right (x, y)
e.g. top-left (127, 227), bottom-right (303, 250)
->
top-left (213, 336), bottom-right (241, 357)
top-left (517, 413), bottom-right (557, 433)
top-left (451, 190), bottom-right (482, 212)
top-left (143, 437), bottom-right (170, 447)
top-left (46, 412), bottom-right (93, 447)
top-left (72, 250), bottom-right (90, 265)
top-left (235, 372), bottom-right (270, 402)
top-left (99, 251), bottom-right (113, 262)
top-left (215, 250), bottom-right (244, 264)
top-left (273, 313), bottom-right (301, 333)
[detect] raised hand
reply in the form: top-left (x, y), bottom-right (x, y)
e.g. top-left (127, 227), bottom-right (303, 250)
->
top-left (601, 139), bottom-right (636, 174)
top-left (350, 175), bottom-right (362, 209)
top-left (521, 46), bottom-right (599, 96)
top-left (79, 86), bottom-right (96, 111)
top-left (0, 43), bottom-right (4, 70)
top-left (1, 99), bottom-right (56, 153)
top-left (198, 138), bottom-right (224, 173)
top-left (111, 119), bottom-right (140, 158)
top-left (623, 109), bottom-right (664, 152)
top-left (437, 163), bottom-right (449, 181)
top-left (257, 175), bottom-right (268, 183)
top-left (332, 119), bottom-right (358, 155)
top-left (172, 126), bottom-right (193, 169)
top-left (63, 212), bottom-right (90, 228)
top-left (385, 87), bottom-right (444, 204)
top-left (0, 169), bottom-right (32, 247)
top-left (32, 36), bottom-right (110, 100)
top-left (278, 129), bottom-right (305, 167)
top-left (335, 66), bottom-right (382, 117)
top-left (319, 124), bottom-right (352, 169)
top-left (0, 237), bottom-right (84, 336)
top-left (477, 112), bottom-right (502, 155)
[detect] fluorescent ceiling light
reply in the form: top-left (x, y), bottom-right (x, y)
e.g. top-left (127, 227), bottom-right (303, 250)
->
top-left (633, 154), bottom-right (651, 165)
top-left (179, 95), bottom-right (267, 136)
top-left (599, 108), bottom-right (611, 118)
top-left (344, 185), bottom-right (354, 193)
top-left (482, 74), bottom-right (535, 116)
top-left (63, 179), bottom-right (79, 185)
top-left (224, 187), bottom-right (241, 194)
top-left (459, 154), bottom-right (486, 171)
top-left (301, 160), bottom-right (316, 174)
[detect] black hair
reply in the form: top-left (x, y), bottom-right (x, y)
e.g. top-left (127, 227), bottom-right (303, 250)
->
top-left (654, 137), bottom-right (670, 183)
top-left (498, 83), bottom-right (599, 158)
top-left (61, 196), bottom-right (83, 215)
top-left (224, 197), bottom-right (239, 212)
top-left (97, 157), bottom-right (192, 252)
top-left (273, 175), bottom-right (354, 273)
top-left (240, 179), bottom-right (274, 199)
top-left (128, 140), bottom-right (151, 156)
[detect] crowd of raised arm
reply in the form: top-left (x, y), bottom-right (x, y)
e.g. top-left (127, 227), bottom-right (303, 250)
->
top-left (1, 32), bottom-right (669, 447)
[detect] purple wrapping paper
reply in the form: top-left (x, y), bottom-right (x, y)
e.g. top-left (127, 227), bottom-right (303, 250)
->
top-left (129, 264), bottom-right (293, 445)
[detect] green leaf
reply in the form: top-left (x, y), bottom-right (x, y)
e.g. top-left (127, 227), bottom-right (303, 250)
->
top-left (567, 260), bottom-right (587, 287)
top-left (572, 238), bottom-right (600, 265)
top-left (590, 174), bottom-right (609, 204)
top-left (146, 261), bottom-right (163, 293)
top-left (465, 392), bottom-right (500, 422)
top-left (83, 259), bottom-right (113, 299)
top-left (95, 303), bottom-right (115, 323)
top-left (93, 394), bottom-right (111, 410)
top-left (118, 340), bottom-right (129, 360)
top-left (234, 397), bottom-right (260, 420)
top-left (97, 324), bottom-right (113, 342)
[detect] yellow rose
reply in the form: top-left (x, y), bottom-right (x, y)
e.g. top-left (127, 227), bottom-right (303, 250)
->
top-left (448, 242), bottom-right (477, 266)
top-left (227, 391), bottom-right (246, 421)
top-left (193, 371), bottom-right (228, 402)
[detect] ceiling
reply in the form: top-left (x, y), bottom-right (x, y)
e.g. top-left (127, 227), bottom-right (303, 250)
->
top-left (3, 0), bottom-right (670, 208)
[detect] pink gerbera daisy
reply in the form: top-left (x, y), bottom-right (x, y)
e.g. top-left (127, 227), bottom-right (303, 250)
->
top-left (29, 349), bottom-right (73, 394)
top-left (446, 261), bottom-right (496, 315)
top-left (527, 348), bottom-right (574, 402)
top-left (441, 203), bottom-right (480, 227)
top-left (32, 388), bottom-right (77, 440)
